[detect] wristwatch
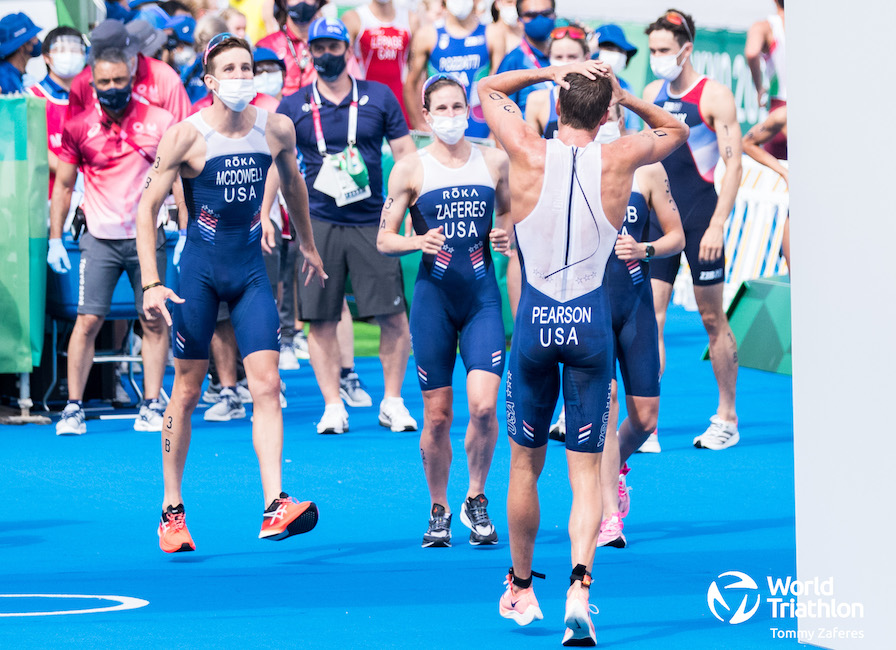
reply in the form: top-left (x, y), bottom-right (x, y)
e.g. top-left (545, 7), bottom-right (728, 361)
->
top-left (644, 243), bottom-right (656, 260)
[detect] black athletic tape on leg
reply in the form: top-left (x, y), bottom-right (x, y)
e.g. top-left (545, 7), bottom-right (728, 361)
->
top-left (510, 567), bottom-right (546, 590)
top-left (570, 564), bottom-right (592, 587)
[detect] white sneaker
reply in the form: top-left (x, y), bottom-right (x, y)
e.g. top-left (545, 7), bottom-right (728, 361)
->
top-left (637, 432), bottom-right (662, 453)
top-left (317, 403), bottom-right (348, 434)
top-left (279, 343), bottom-right (301, 370)
top-left (378, 397), bottom-right (417, 432)
top-left (549, 407), bottom-right (566, 442)
top-left (204, 388), bottom-right (246, 422)
top-left (134, 400), bottom-right (165, 432)
top-left (56, 402), bottom-right (86, 436)
top-left (201, 378), bottom-right (222, 404)
top-left (280, 380), bottom-right (288, 408)
top-left (339, 371), bottom-right (372, 407)
top-left (236, 378), bottom-right (253, 404)
top-left (693, 415), bottom-right (739, 450)
top-left (293, 334), bottom-right (310, 360)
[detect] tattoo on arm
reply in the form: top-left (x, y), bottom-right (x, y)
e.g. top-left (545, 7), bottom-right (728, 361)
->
top-left (380, 218), bottom-right (386, 230)
top-left (144, 176), bottom-right (152, 189)
top-left (725, 146), bottom-right (733, 158)
top-left (384, 197), bottom-right (394, 210)
top-left (488, 92), bottom-right (505, 101)
top-left (165, 438), bottom-right (171, 452)
top-left (652, 129), bottom-right (668, 137)
top-left (154, 156), bottom-right (160, 169)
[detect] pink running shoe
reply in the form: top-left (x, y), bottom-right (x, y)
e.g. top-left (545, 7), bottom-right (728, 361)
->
top-left (562, 585), bottom-right (598, 646)
top-left (499, 572), bottom-right (544, 626)
top-left (617, 472), bottom-right (631, 518)
top-left (596, 513), bottom-right (626, 548)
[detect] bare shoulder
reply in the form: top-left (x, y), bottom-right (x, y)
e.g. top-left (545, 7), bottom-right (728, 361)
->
top-left (636, 160), bottom-right (668, 190)
top-left (642, 79), bottom-right (663, 102)
top-left (390, 147), bottom-right (423, 182)
top-left (412, 22), bottom-right (436, 48)
top-left (161, 120), bottom-right (201, 156)
top-left (479, 143), bottom-right (509, 168)
top-left (701, 78), bottom-right (737, 111)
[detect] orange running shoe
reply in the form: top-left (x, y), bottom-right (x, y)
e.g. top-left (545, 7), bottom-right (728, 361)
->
top-left (258, 492), bottom-right (319, 540)
top-left (498, 569), bottom-right (544, 626)
top-left (158, 504), bottom-right (195, 553)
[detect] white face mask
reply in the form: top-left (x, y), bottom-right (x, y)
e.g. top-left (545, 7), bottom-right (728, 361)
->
top-left (596, 119), bottom-right (621, 144)
top-left (173, 48), bottom-right (196, 70)
top-left (49, 50), bottom-right (87, 79)
top-left (254, 70), bottom-right (284, 97)
top-left (650, 46), bottom-right (686, 81)
top-left (429, 113), bottom-right (468, 145)
top-left (499, 5), bottom-right (518, 26)
top-left (211, 77), bottom-right (256, 112)
top-left (446, 0), bottom-right (474, 21)
top-left (597, 50), bottom-right (627, 75)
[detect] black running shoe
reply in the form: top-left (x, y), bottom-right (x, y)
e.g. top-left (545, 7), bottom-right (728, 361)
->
top-left (460, 493), bottom-right (498, 545)
top-left (422, 503), bottom-right (452, 548)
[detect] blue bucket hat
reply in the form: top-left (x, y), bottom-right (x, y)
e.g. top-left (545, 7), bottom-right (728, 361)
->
top-left (595, 23), bottom-right (637, 58)
top-left (307, 18), bottom-right (349, 44)
top-left (253, 46), bottom-right (286, 70)
top-left (168, 15), bottom-right (196, 44)
top-left (0, 12), bottom-right (42, 59)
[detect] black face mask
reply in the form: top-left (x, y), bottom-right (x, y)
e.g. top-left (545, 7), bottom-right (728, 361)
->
top-left (30, 39), bottom-right (42, 58)
top-left (96, 83), bottom-right (132, 113)
top-left (287, 1), bottom-right (318, 25)
top-left (312, 52), bottom-right (346, 81)
top-left (165, 34), bottom-right (179, 51)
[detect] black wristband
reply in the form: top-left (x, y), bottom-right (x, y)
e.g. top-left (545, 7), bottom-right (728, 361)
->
top-left (142, 281), bottom-right (163, 292)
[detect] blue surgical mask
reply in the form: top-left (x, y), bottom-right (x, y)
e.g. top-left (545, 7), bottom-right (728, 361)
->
top-left (96, 83), bottom-right (132, 113)
top-left (313, 52), bottom-right (346, 81)
top-left (287, 1), bottom-right (319, 25)
top-left (30, 39), bottom-right (42, 58)
top-left (524, 15), bottom-right (555, 42)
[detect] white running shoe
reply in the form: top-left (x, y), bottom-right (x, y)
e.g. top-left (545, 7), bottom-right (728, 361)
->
top-left (134, 400), bottom-right (165, 432)
top-left (637, 431), bottom-right (662, 453)
top-left (549, 407), bottom-right (566, 442)
top-left (56, 402), bottom-right (86, 436)
top-left (693, 415), bottom-right (740, 450)
top-left (562, 586), bottom-right (598, 646)
top-left (279, 343), bottom-right (301, 370)
top-left (317, 403), bottom-right (348, 434)
top-left (201, 378), bottom-right (221, 404)
top-left (293, 333), bottom-right (310, 360)
top-left (236, 378), bottom-right (253, 404)
top-left (339, 371), bottom-right (372, 407)
top-left (378, 397), bottom-right (418, 432)
top-left (203, 388), bottom-right (246, 422)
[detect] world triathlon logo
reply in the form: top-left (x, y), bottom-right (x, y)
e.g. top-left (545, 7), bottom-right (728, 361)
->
top-left (707, 571), bottom-right (762, 624)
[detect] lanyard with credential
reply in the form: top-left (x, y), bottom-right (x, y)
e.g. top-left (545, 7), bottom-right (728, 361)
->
top-left (310, 78), bottom-right (359, 156)
top-left (519, 38), bottom-right (545, 69)
top-left (283, 28), bottom-right (311, 74)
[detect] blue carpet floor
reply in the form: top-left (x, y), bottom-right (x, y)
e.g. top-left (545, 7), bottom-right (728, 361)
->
top-left (0, 306), bottom-right (797, 649)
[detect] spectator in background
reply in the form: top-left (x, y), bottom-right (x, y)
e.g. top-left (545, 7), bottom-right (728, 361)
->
top-left (277, 18), bottom-right (418, 435)
top-left (493, 0), bottom-right (556, 115)
top-left (419, 0), bottom-right (444, 26)
top-left (343, 0), bottom-right (418, 126)
top-left (230, 0), bottom-right (279, 43)
top-left (0, 12), bottom-right (42, 94)
top-left (221, 7), bottom-right (250, 42)
top-left (27, 27), bottom-right (86, 196)
top-left (745, 0), bottom-right (786, 159)
top-left (48, 45), bottom-right (175, 435)
top-left (256, 0), bottom-right (330, 97)
top-left (405, 0), bottom-right (505, 137)
top-left (127, 18), bottom-right (168, 59)
top-left (166, 14), bottom-right (198, 73)
top-left (132, 1), bottom-right (174, 32)
top-left (106, 1), bottom-right (138, 23)
top-left (592, 23), bottom-right (640, 132)
top-left (68, 19), bottom-right (191, 121)
top-left (491, 0), bottom-right (522, 53)
top-left (182, 14), bottom-right (228, 104)
top-left (160, 0), bottom-right (193, 18)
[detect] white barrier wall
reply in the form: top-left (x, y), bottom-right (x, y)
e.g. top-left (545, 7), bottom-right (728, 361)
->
top-left (790, 1), bottom-right (896, 647)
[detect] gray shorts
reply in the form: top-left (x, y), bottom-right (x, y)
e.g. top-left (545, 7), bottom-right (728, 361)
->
top-left (77, 229), bottom-right (166, 317)
top-left (297, 220), bottom-right (406, 322)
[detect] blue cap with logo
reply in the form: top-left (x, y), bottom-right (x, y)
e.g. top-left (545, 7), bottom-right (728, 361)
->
top-left (307, 18), bottom-right (349, 44)
top-left (0, 12), bottom-right (42, 59)
top-left (595, 23), bottom-right (637, 57)
top-left (168, 15), bottom-right (196, 44)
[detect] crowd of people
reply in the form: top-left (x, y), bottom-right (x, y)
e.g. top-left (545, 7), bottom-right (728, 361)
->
top-left (1, 1), bottom-right (787, 645)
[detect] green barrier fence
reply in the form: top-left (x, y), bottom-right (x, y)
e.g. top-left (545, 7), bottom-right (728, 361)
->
top-left (0, 96), bottom-right (49, 373)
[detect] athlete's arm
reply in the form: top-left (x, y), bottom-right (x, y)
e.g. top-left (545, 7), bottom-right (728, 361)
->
top-left (403, 25), bottom-right (436, 131)
top-left (485, 22), bottom-right (506, 73)
top-left (700, 81), bottom-right (744, 263)
top-left (486, 147), bottom-right (511, 256)
top-left (744, 19), bottom-right (771, 106)
top-left (268, 113), bottom-right (327, 287)
top-left (742, 105), bottom-right (788, 184)
top-left (616, 163), bottom-right (685, 261)
top-left (259, 162), bottom-right (281, 254)
top-left (342, 9), bottom-right (361, 46)
top-left (137, 125), bottom-right (191, 325)
top-left (377, 154), bottom-right (438, 256)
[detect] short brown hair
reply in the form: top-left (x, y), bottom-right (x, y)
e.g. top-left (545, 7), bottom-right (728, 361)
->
top-left (204, 35), bottom-right (252, 74)
top-left (557, 73), bottom-right (612, 131)
top-left (423, 77), bottom-right (467, 110)
top-left (645, 9), bottom-right (695, 47)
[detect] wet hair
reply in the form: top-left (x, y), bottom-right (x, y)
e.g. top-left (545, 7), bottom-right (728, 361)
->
top-left (557, 73), bottom-right (612, 131)
top-left (204, 35), bottom-right (252, 74)
top-left (42, 26), bottom-right (84, 56)
top-left (423, 77), bottom-right (467, 111)
top-left (645, 8), bottom-right (695, 47)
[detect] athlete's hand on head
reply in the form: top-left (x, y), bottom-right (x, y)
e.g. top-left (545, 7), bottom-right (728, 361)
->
top-left (489, 227), bottom-right (510, 256)
top-left (698, 224), bottom-right (725, 263)
top-left (299, 243), bottom-right (328, 288)
top-left (614, 234), bottom-right (643, 261)
top-left (142, 286), bottom-right (184, 327)
top-left (551, 59), bottom-right (605, 89)
top-left (261, 219), bottom-right (276, 255)
top-left (419, 226), bottom-right (446, 255)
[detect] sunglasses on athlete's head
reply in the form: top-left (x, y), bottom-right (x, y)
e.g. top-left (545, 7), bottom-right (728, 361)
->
top-left (550, 26), bottom-right (586, 41)
top-left (662, 10), bottom-right (693, 42)
top-left (520, 9), bottom-right (555, 20)
top-left (203, 31), bottom-right (234, 67)
top-left (422, 72), bottom-right (466, 95)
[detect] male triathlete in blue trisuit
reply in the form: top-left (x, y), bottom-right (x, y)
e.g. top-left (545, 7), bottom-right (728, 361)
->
top-left (378, 73), bottom-right (511, 549)
top-left (480, 60), bottom-right (688, 645)
top-left (137, 36), bottom-right (326, 554)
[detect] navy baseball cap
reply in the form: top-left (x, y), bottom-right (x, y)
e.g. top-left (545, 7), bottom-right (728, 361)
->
top-left (88, 19), bottom-right (137, 63)
top-left (595, 23), bottom-right (637, 57)
top-left (307, 18), bottom-right (349, 44)
top-left (0, 12), bottom-right (42, 59)
top-left (254, 46), bottom-right (286, 70)
top-left (168, 15), bottom-right (196, 44)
